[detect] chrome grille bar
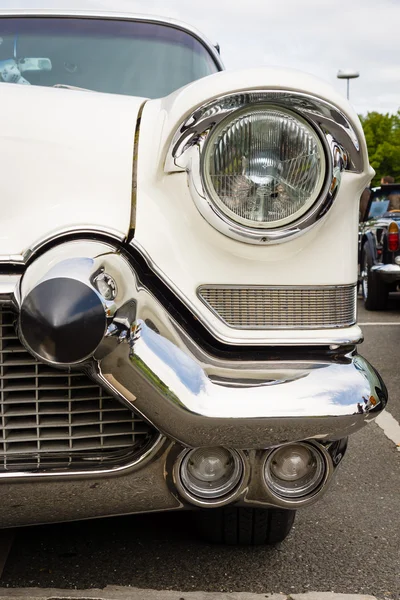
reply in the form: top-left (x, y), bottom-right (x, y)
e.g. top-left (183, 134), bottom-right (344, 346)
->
top-left (198, 285), bottom-right (357, 329)
top-left (0, 307), bottom-right (157, 473)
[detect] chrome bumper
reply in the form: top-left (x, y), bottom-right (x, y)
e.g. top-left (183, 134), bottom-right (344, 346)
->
top-left (371, 263), bottom-right (400, 283)
top-left (0, 438), bottom-right (348, 527)
top-left (96, 321), bottom-right (385, 448)
top-left (6, 240), bottom-right (387, 451)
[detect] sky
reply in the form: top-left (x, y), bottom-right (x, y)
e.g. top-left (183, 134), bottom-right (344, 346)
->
top-left (2, 0), bottom-right (400, 115)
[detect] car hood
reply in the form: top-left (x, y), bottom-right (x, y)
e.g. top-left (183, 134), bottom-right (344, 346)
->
top-left (0, 83), bottom-right (144, 260)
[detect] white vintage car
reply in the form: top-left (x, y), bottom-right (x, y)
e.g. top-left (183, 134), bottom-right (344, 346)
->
top-left (0, 4), bottom-right (387, 545)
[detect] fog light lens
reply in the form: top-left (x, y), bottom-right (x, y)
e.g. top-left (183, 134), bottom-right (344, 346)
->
top-left (264, 443), bottom-right (325, 498)
top-left (180, 447), bottom-right (242, 499)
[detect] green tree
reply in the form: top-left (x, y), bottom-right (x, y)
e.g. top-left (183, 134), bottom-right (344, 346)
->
top-left (360, 110), bottom-right (400, 186)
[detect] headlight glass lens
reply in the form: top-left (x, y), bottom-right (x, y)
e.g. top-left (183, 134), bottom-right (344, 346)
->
top-left (203, 106), bottom-right (326, 229)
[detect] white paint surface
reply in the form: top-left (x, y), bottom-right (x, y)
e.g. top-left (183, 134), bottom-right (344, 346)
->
top-left (135, 67), bottom-right (370, 344)
top-left (0, 83), bottom-right (143, 257)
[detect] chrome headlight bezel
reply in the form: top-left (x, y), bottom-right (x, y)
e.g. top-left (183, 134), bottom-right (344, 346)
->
top-left (166, 91), bottom-right (363, 245)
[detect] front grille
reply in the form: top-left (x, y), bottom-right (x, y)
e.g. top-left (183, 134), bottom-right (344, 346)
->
top-left (198, 285), bottom-right (357, 329)
top-left (0, 307), bottom-right (158, 474)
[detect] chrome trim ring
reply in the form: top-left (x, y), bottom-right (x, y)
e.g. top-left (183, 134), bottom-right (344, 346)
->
top-left (261, 442), bottom-right (333, 508)
top-left (166, 91), bottom-right (363, 245)
top-left (173, 448), bottom-right (249, 508)
top-left (264, 443), bottom-right (325, 499)
top-left (180, 447), bottom-right (243, 499)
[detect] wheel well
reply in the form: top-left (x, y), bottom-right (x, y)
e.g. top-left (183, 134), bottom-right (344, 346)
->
top-left (361, 234), bottom-right (376, 263)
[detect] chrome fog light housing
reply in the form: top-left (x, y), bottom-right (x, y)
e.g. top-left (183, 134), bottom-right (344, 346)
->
top-left (180, 447), bottom-right (243, 499)
top-left (264, 443), bottom-right (325, 499)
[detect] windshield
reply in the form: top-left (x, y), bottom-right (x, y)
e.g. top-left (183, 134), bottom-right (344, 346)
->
top-left (367, 185), bottom-right (400, 219)
top-left (0, 17), bottom-right (220, 98)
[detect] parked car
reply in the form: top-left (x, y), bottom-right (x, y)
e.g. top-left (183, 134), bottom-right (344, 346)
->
top-left (0, 3), bottom-right (387, 545)
top-left (359, 184), bottom-right (400, 309)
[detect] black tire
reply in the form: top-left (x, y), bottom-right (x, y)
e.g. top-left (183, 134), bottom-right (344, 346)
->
top-left (195, 507), bottom-right (296, 545)
top-left (361, 242), bottom-right (388, 310)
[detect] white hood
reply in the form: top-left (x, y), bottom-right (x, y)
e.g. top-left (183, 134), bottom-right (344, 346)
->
top-left (0, 83), bottom-right (144, 259)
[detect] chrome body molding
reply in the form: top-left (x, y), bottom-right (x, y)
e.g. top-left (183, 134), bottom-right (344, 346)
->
top-left (166, 91), bottom-right (363, 245)
top-left (197, 284), bottom-right (357, 330)
top-left (9, 240), bottom-right (386, 450)
top-left (371, 263), bottom-right (400, 282)
top-left (0, 7), bottom-right (224, 72)
top-left (0, 225), bottom-right (126, 266)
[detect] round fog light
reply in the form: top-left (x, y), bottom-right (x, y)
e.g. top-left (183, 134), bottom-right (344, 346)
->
top-left (180, 447), bottom-right (242, 499)
top-left (264, 443), bottom-right (325, 499)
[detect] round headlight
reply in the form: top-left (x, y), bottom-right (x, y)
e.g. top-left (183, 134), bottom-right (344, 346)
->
top-left (203, 106), bottom-right (326, 229)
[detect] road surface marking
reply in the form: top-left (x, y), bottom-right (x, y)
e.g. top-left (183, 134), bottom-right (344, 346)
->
top-left (359, 322), bottom-right (400, 325)
top-left (0, 588), bottom-right (382, 600)
top-left (375, 410), bottom-right (400, 450)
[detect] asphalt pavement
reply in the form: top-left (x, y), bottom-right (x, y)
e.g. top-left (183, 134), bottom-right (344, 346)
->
top-left (0, 298), bottom-right (399, 599)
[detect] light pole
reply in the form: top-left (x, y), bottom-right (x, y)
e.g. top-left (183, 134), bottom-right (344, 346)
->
top-left (337, 69), bottom-right (360, 100)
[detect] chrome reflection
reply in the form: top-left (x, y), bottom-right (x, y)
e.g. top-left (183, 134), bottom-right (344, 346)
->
top-left (165, 91), bottom-right (363, 244)
top-left (15, 240), bottom-right (387, 449)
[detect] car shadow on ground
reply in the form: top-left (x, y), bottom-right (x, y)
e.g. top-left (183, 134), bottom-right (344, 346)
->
top-left (0, 511), bottom-right (280, 590)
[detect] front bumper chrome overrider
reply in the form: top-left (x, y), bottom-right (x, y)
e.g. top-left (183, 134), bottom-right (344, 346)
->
top-left (5, 240), bottom-right (387, 450)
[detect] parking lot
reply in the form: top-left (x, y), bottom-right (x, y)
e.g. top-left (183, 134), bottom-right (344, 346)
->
top-left (0, 298), bottom-right (399, 600)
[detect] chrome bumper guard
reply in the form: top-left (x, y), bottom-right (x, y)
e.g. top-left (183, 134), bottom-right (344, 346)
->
top-left (5, 240), bottom-right (387, 451)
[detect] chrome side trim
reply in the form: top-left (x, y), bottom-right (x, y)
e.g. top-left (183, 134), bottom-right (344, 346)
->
top-left (0, 9), bottom-right (224, 71)
top-left (13, 240), bottom-right (386, 449)
top-left (166, 91), bottom-right (363, 245)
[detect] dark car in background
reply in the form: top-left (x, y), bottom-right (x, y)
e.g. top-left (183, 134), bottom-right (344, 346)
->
top-left (359, 183), bottom-right (400, 310)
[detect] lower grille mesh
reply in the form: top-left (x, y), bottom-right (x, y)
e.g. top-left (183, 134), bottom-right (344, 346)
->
top-left (0, 307), bottom-right (157, 473)
top-left (198, 285), bottom-right (357, 329)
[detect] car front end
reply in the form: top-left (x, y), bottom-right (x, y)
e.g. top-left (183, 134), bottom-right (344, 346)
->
top-left (0, 6), bottom-right (388, 544)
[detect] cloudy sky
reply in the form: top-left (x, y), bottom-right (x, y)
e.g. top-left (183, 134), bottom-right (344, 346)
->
top-left (3, 0), bottom-right (400, 115)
